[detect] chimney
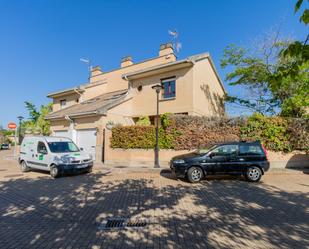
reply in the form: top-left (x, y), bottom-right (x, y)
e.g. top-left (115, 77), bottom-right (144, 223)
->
top-left (121, 56), bottom-right (133, 68)
top-left (159, 42), bottom-right (174, 56)
top-left (91, 66), bottom-right (102, 77)
top-left (159, 42), bottom-right (176, 61)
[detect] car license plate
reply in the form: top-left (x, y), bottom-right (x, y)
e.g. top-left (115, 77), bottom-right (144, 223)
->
top-left (77, 164), bottom-right (88, 169)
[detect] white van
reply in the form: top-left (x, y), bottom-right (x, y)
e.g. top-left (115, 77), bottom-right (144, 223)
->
top-left (19, 136), bottom-right (93, 178)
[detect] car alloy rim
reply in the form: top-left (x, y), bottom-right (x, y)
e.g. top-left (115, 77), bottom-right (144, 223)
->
top-left (191, 169), bottom-right (202, 181)
top-left (248, 168), bottom-right (260, 180)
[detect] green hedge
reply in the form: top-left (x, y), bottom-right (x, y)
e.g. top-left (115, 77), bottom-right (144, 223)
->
top-left (110, 125), bottom-right (179, 149)
top-left (110, 114), bottom-right (309, 152)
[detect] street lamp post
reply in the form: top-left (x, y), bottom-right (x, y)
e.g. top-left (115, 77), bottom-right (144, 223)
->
top-left (17, 116), bottom-right (24, 145)
top-left (151, 84), bottom-right (163, 168)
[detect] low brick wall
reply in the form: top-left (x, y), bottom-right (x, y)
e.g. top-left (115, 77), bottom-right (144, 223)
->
top-left (104, 130), bottom-right (309, 169)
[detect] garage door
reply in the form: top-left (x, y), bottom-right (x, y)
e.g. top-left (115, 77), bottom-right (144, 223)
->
top-left (54, 130), bottom-right (71, 139)
top-left (76, 129), bottom-right (97, 159)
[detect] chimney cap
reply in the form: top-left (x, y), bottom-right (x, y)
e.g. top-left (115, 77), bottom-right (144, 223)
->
top-left (91, 65), bottom-right (102, 71)
top-left (160, 42), bottom-right (173, 50)
top-left (121, 56), bottom-right (133, 63)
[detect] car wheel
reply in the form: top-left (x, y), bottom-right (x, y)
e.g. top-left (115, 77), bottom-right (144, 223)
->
top-left (246, 166), bottom-right (262, 182)
top-left (50, 165), bottom-right (59, 178)
top-left (187, 167), bottom-right (204, 183)
top-left (20, 161), bottom-right (30, 172)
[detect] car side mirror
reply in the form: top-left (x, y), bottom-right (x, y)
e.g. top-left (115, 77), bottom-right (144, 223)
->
top-left (80, 147), bottom-right (84, 151)
top-left (208, 152), bottom-right (214, 158)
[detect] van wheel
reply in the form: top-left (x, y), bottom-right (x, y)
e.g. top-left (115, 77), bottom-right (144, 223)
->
top-left (246, 166), bottom-right (262, 182)
top-left (187, 167), bottom-right (204, 183)
top-left (50, 165), bottom-right (59, 178)
top-left (20, 161), bottom-right (30, 172)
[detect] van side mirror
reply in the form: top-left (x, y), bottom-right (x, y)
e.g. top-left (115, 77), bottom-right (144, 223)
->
top-left (39, 149), bottom-right (48, 155)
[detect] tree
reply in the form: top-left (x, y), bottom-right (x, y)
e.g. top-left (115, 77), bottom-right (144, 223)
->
top-left (279, 0), bottom-right (308, 80)
top-left (23, 102), bottom-right (52, 135)
top-left (221, 33), bottom-right (308, 117)
top-left (222, 0), bottom-right (309, 117)
top-left (25, 101), bottom-right (40, 122)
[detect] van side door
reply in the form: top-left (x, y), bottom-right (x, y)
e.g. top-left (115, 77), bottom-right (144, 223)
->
top-left (31, 141), bottom-right (50, 170)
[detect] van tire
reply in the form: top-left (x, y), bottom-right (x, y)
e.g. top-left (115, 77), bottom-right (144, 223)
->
top-left (20, 161), bottom-right (30, 172)
top-left (50, 165), bottom-right (59, 178)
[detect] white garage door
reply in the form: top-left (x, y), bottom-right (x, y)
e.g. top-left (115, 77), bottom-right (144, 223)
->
top-left (54, 130), bottom-right (71, 139)
top-left (76, 129), bottom-right (97, 159)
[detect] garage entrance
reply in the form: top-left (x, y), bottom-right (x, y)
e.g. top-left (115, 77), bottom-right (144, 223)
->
top-left (76, 129), bottom-right (97, 159)
top-left (54, 130), bottom-right (71, 139)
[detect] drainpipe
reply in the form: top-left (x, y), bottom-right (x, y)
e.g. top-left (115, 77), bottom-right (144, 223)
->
top-left (65, 115), bottom-right (77, 143)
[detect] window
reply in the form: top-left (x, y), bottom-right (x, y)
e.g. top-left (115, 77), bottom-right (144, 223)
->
top-left (161, 78), bottom-right (176, 99)
top-left (48, 141), bottom-right (79, 153)
top-left (211, 145), bottom-right (238, 156)
top-left (239, 144), bottom-right (263, 156)
top-left (60, 99), bottom-right (66, 108)
top-left (37, 141), bottom-right (48, 154)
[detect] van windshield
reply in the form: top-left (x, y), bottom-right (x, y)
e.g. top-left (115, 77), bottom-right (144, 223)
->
top-left (48, 142), bottom-right (79, 153)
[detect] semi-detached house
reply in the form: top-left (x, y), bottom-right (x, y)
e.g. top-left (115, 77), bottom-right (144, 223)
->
top-left (45, 43), bottom-right (226, 163)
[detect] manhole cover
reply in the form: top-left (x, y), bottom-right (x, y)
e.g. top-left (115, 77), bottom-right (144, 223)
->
top-left (99, 218), bottom-right (148, 230)
top-left (4, 174), bottom-right (23, 178)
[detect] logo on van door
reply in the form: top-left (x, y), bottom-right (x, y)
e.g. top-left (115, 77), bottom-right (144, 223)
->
top-left (39, 155), bottom-right (44, 160)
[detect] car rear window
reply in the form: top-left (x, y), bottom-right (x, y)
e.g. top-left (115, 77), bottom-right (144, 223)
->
top-left (239, 144), bottom-right (264, 156)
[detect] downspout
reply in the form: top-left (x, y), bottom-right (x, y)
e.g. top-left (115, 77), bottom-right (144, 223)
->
top-left (65, 115), bottom-right (77, 143)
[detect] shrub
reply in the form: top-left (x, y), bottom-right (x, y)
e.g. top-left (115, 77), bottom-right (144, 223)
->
top-left (240, 113), bottom-right (291, 151)
top-left (110, 113), bottom-right (308, 152)
top-left (135, 116), bottom-right (151, 126)
top-left (110, 125), bottom-right (178, 149)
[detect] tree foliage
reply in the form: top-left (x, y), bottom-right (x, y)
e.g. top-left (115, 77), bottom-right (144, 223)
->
top-left (221, 38), bottom-right (308, 117)
top-left (222, 1), bottom-right (309, 117)
top-left (23, 102), bottom-right (52, 135)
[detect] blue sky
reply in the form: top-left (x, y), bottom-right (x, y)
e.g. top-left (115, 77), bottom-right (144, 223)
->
top-left (0, 0), bottom-right (307, 127)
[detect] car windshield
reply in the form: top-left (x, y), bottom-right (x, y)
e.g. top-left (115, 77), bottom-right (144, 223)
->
top-left (48, 141), bottom-right (79, 153)
top-left (195, 145), bottom-right (217, 154)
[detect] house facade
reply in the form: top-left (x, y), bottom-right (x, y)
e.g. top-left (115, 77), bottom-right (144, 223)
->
top-left (45, 43), bottom-right (226, 163)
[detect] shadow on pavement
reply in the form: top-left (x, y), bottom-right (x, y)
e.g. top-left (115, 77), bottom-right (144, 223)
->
top-left (0, 170), bottom-right (309, 248)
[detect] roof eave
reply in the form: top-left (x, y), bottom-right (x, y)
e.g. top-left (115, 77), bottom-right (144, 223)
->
top-left (122, 60), bottom-right (193, 81)
top-left (47, 87), bottom-right (85, 98)
top-left (45, 111), bottom-right (100, 120)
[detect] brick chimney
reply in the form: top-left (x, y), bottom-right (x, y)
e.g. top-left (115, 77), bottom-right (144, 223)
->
top-left (159, 42), bottom-right (176, 61)
top-left (121, 56), bottom-right (133, 68)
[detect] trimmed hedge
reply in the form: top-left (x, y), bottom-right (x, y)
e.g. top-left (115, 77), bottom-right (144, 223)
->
top-left (110, 114), bottom-right (309, 152)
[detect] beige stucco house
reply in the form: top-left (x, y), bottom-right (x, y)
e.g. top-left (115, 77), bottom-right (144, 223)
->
top-left (46, 43), bottom-right (226, 163)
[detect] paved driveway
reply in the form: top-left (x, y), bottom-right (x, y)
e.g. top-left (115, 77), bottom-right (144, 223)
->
top-left (0, 149), bottom-right (309, 249)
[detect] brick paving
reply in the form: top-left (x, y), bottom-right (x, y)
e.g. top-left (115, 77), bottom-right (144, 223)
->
top-left (0, 150), bottom-right (309, 249)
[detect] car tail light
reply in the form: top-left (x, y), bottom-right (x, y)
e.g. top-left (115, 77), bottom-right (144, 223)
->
top-left (262, 144), bottom-right (268, 160)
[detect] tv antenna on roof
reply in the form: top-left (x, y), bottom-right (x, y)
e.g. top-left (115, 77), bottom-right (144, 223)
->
top-left (168, 29), bottom-right (182, 54)
top-left (80, 58), bottom-right (92, 80)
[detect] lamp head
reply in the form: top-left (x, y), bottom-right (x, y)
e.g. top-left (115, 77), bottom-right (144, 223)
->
top-left (152, 84), bottom-right (163, 93)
